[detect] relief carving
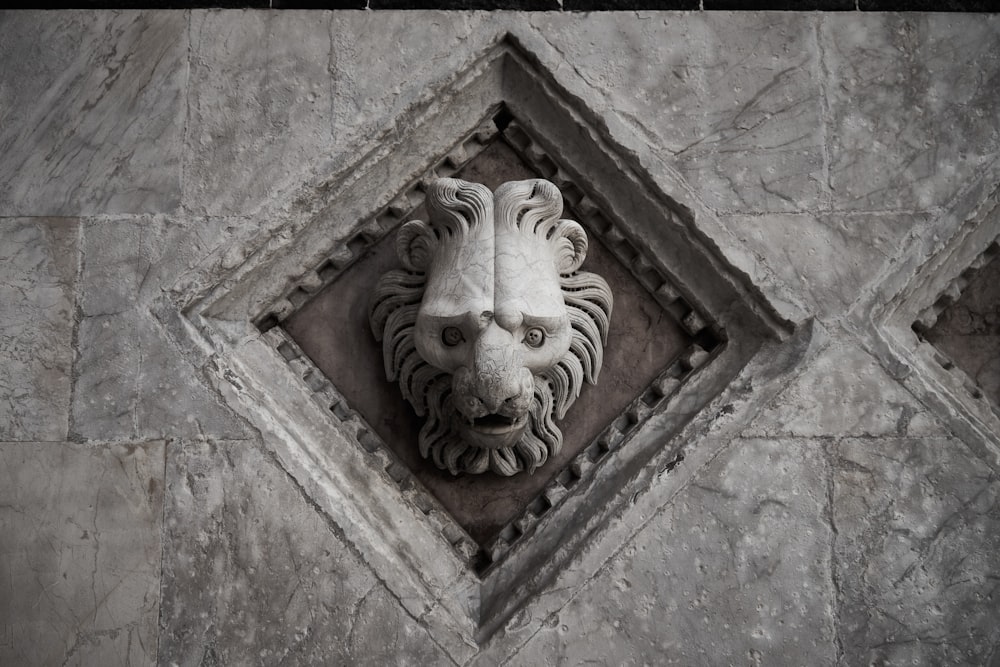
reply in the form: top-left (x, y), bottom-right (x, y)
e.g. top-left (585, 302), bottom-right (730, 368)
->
top-left (370, 178), bottom-right (613, 476)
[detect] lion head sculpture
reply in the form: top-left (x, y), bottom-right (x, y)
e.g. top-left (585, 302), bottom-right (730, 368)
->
top-left (369, 177), bottom-right (613, 476)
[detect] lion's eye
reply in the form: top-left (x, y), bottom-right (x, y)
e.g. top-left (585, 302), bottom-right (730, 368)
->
top-left (441, 327), bottom-right (464, 347)
top-left (523, 327), bottom-right (545, 348)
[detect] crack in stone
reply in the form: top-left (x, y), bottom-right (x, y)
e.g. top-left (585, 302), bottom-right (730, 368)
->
top-left (823, 439), bottom-right (846, 666)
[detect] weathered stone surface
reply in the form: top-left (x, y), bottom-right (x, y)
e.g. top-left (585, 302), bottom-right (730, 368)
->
top-left (725, 211), bottom-right (936, 320)
top-left (0, 11), bottom-right (187, 216)
top-left (72, 218), bottom-right (247, 442)
top-left (745, 340), bottom-right (948, 438)
top-left (3, 10), bottom-right (1000, 665)
top-left (823, 14), bottom-right (1000, 212)
top-left (506, 438), bottom-right (835, 665)
top-left (74, 312), bottom-right (140, 440)
top-left (833, 436), bottom-right (1000, 665)
top-left (530, 12), bottom-right (825, 215)
top-left (330, 11), bottom-right (493, 159)
top-left (0, 220), bottom-right (77, 442)
top-left (185, 11), bottom-right (336, 216)
top-left (159, 439), bottom-right (450, 666)
top-left (0, 441), bottom-right (164, 666)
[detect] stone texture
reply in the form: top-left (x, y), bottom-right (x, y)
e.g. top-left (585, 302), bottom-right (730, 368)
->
top-left (72, 218), bottom-right (247, 442)
top-left (833, 436), bottom-right (1000, 666)
top-left (725, 211), bottom-right (935, 321)
top-left (159, 439), bottom-right (450, 666)
top-left (0, 11), bottom-right (187, 216)
top-left (745, 340), bottom-right (949, 439)
top-left (0, 441), bottom-right (164, 666)
top-left (329, 12), bottom-right (493, 158)
top-left (506, 438), bottom-right (836, 665)
top-left (185, 11), bottom-right (337, 216)
top-left (2, 10), bottom-right (999, 666)
top-left (823, 14), bottom-right (1000, 213)
top-left (530, 12), bottom-right (825, 215)
top-left (0, 219), bottom-right (77, 441)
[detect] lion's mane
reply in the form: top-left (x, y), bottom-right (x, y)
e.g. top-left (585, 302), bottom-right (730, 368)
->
top-left (370, 265), bottom-right (612, 477)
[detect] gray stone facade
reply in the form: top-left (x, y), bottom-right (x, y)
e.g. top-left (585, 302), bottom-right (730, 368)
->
top-left (1, 10), bottom-right (998, 666)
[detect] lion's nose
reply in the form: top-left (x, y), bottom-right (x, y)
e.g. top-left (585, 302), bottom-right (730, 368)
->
top-left (470, 322), bottom-right (527, 413)
top-left (479, 387), bottom-right (514, 415)
top-left (474, 365), bottom-right (520, 413)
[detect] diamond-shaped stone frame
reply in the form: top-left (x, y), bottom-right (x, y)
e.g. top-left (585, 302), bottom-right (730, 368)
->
top-left (860, 172), bottom-right (1000, 472)
top-left (163, 35), bottom-right (809, 660)
top-left (263, 111), bottom-right (725, 575)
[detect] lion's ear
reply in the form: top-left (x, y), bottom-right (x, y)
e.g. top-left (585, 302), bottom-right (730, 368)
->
top-left (551, 220), bottom-right (589, 274)
top-left (396, 220), bottom-right (437, 272)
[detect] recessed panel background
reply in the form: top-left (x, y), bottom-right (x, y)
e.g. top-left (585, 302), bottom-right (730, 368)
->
top-left (284, 140), bottom-right (691, 545)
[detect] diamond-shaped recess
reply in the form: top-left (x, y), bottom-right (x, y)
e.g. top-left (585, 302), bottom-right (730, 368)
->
top-left (868, 174), bottom-right (1000, 475)
top-left (170, 35), bottom-right (803, 658)
top-left (917, 242), bottom-right (1000, 410)
top-left (279, 116), bottom-right (721, 568)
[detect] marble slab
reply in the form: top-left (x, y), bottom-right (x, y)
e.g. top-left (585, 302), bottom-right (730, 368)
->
top-left (159, 439), bottom-right (449, 665)
top-left (0, 441), bottom-right (164, 666)
top-left (744, 340), bottom-right (949, 439)
top-left (329, 11), bottom-right (494, 165)
top-left (72, 218), bottom-right (247, 441)
top-left (723, 211), bottom-right (936, 320)
top-left (833, 436), bottom-right (1000, 665)
top-left (823, 14), bottom-right (1000, 212)
top-left (0, 219), bottom-right (77, 441)
top-left (0, 11), bottom-right (187, 216)
top-left (504, 438), bottom-right (835, 666)
top-left (529, 12), bottom-right (826, 215)
top-left (184, 11), bottom-right (337, 216)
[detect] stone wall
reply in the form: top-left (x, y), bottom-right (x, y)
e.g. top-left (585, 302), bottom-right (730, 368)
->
top-left (1, 10), bottom-right (998, 666)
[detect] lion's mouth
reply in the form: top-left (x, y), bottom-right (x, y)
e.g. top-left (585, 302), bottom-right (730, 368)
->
top-left (470, 413), bottom-right (524, 435)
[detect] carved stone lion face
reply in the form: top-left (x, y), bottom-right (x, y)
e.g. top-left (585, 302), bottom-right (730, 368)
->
top-left (370, 178), bottom-right (612, 476)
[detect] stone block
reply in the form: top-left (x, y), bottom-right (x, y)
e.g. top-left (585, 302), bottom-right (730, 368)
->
top-left (329, 12), bottom-right (494, 163)
top-left (724, 211), bottom-right (935, 320)
top-left (0, 11), bottom-right (187, 216)
top-left (159, 439), bottom-right (449, 665)
top-left (823, 14), bottom-right (1000, 212)
top-left (507, 438), bottom-right (835, 665)
top-left (530, 12), bottom-right (825, 214)
top-left (185, 11), bottom-right (337, 216)
top-left (0, 441), bottom-right (164, 666)
top-left (72, 218), bottom-right (247, 441)
top-left (73, 313), bottom-right (139, 441)
top-left (677, 146), bottom-right (825, 214)
top-left (0, 219), bottom-right (77, 441)
top-left (833, 436), bottom-right (1000, 665)
top-left (745, 340), bottom-right (949, 438)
